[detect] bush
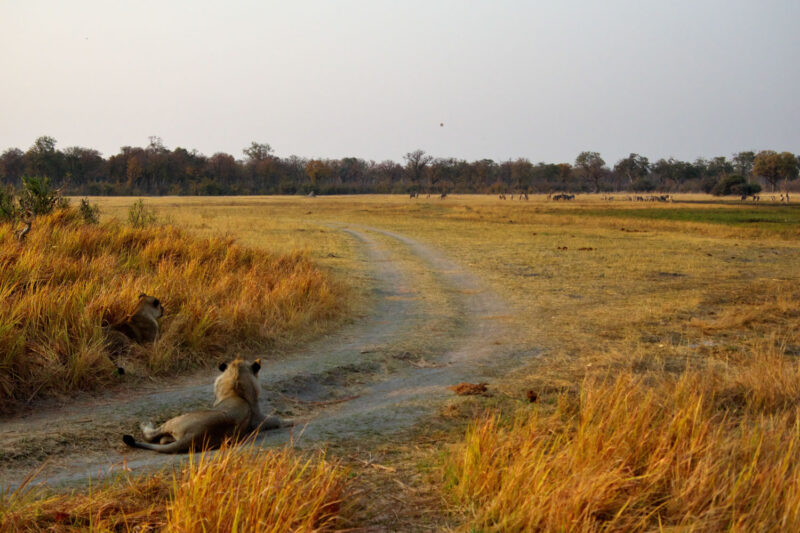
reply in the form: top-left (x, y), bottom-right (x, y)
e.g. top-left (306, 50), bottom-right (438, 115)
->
top-left (128, 199), bottom-right (158, 228)
top-left (711, 174), bottom-right (762, 196)
top-left (731, 181), bottom-right (762, 196)
top-left (18, 176), bottom-right (65, 215)
top-left (79, 198), bottom-right (100, 224)
top-left (0, 188), bottom-right (16, 222)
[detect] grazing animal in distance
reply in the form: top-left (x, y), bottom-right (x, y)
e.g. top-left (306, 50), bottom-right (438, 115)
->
top-left (105, 293), bottom-right (164, 374)
top-left (122, 358), bottom-right (284, 453)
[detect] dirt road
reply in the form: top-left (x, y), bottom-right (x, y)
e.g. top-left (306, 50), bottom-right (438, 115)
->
top-left (0, 225), bottom-right (526, 489)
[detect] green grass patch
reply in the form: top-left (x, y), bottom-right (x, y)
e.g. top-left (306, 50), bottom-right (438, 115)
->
top-left (565, 206), bottom-right (800, 230)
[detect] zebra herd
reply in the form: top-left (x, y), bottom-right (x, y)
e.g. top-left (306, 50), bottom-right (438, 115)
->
top-left (742, 193), bottom-right (791, 203)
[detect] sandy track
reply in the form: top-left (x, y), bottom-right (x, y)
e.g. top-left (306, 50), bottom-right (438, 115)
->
top-left (0, 225), bottom-right (523, 489)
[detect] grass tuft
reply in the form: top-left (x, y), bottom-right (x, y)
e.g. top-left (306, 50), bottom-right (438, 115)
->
top-left (0, 444), bottom-right (348, 532)
top-left (444, 342), bottom-right (800, 532)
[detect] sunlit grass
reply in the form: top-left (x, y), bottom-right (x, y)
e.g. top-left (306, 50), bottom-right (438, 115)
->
top-left (444, 344), bottom-right (800, 531)
top-left (0, 443), bottom-right (348, 532)
top-left (0, 206), bottom-right (344, 409)
top-left (39, 194), bottom-right (800, 529)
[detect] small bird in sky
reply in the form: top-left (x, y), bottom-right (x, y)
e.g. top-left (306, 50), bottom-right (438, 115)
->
top-left (440, 122), bottom-right (444, 127)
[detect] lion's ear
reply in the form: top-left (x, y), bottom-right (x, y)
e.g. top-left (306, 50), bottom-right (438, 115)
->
top-left (218, 362), bottom-right (228, 372)
top-left (251, 359), bottom-right (261, 374)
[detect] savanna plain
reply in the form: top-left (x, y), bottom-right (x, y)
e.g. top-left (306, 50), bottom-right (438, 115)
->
top-left (2, 194), bottom-right (800, 531)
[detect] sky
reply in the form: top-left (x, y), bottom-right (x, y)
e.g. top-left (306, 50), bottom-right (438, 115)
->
top-left (1, 0), bottom-right (798, 165)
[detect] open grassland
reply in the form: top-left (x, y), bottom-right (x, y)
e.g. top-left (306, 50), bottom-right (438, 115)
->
top-left (6, 194), bottom-right (799, 530)
top-left (1, 443), bottom-right (348, 532)
top-left (0, 206), bottom-right (343, 410)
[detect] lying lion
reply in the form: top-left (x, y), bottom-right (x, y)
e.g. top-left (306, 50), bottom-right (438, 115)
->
top-left (122, 358), bottom-right (285, 453)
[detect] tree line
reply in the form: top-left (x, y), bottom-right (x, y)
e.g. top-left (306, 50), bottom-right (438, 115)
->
top-left (0, 136), bottom-right (797, 196)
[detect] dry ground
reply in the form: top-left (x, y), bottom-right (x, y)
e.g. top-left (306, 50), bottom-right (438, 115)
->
top-left (3, 194), bottom-right (799, 531)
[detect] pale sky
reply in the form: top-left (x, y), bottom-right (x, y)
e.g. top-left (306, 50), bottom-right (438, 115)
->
top-left (1, 0), bottom-right (798, 165)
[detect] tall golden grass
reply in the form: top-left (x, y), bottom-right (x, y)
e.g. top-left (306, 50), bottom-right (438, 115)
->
top-left (0, 208), bottom-right (341, 409)
top-left (445, 340), bottom-right (800, 531)
top-left (0, 443), bottom-right (348, 532)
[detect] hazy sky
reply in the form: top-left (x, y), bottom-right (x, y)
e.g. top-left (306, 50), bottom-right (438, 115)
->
top-left (1, 1), bottom-right (798, 165)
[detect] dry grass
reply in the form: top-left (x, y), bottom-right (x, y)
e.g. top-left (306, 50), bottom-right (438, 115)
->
top-left (0, 443), bottom-right (348, 532)
top-left (444, 347), bottom-right (800, 531)
top-left (443, 277), bottom-right (800, 531)
top-left (0, 207), bottom-right (342, 409)
top-left (7, 195), bottom-right (796, 530)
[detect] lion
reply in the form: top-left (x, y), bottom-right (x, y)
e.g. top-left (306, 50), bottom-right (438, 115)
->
top-left (104, 293), bottom-right (164, 374)
top-left (122, 358), bottom-right (284, 453)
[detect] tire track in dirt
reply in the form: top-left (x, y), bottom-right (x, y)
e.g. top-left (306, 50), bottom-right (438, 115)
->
top-left (0, 225), bottom-right (523, 489)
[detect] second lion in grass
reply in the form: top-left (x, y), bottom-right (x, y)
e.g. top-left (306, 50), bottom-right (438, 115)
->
top-left (122, 358), bottom-right (284, 453)
top-left (105, 293), bottom-right (164, 374)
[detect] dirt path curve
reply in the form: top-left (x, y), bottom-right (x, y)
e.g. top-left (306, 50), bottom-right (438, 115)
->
top-left (0, 225), bottom-right (524, 489)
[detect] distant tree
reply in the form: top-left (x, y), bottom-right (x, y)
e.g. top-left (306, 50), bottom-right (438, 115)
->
top-left (147, 136), bottom-right (167, 153)
top-left (556, 163), bottom-right (573, 190)
top-left (705, 156), bottom-right (733, 178)
top-left (710, 175), bottom-right (761, 196)
top-left (430, 157), bottom-right (459, 193)
top-left (632, 177), bottom-right (657, 192)
top-left (651, 158), bottom-right (700, 191)
top-left (24, 136), bottom-right (64, 183)
top-left (243, 142), bottom-right (273, 162)
top-left (472, 159), bottom-right (498, 192)
top-left (403, 149), bottom-right (433, 192)
top-left (613, 153), bottom-right (650, 188)
top-left (754, 150), bottom-right (798, 191)
top-left (63, 146), bottom-right (105, 188)
top-left (305, 159), bottom-right (331, 190)
top-left (776, 152), bottom-right (799, 190)
top-left (336, 157), bottom-right (367, 189)
top-left (733, 151), bottom-right (755, 180)
top-left (374, 160), bottom-right (404, 192)
top-left (510, 158), bottom-right (534, 192)
top-left (208, 152), bottom-right (239, 190)
top-left (0, 148), bottom-right (25, 183)
top-left (126, 156), bottom-right (143, 190)
top-left (575, 151), bottom-right (606, 192)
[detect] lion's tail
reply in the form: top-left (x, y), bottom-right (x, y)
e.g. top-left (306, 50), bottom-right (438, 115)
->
top-left (122, 434), bottom-right (189, 454)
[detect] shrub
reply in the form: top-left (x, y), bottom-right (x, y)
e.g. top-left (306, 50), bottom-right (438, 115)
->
top-left (128, 198), bottom-right (158, 228)
top-left (18, 176), bottom-right (64, 215)
top-left (711, 174), bottom-right (762, 196)
top-left (78, 198), bottom-right (100, 224)
top-left (0, 187), bottom-right (16, 222)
